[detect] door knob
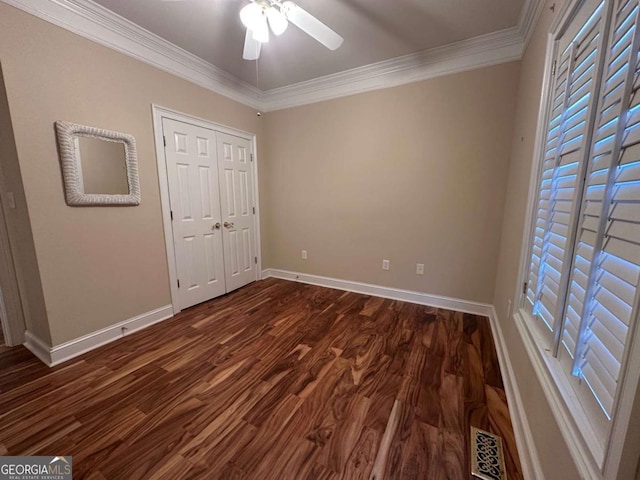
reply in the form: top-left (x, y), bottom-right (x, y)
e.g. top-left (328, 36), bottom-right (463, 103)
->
top-left (223, 221), bottom-right (235, 228)
top-left (213, 222), bottom-right (221, 230)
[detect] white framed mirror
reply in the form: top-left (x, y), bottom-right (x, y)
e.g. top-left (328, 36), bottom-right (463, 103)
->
top-left (55, 121), bottom-right (141, 206)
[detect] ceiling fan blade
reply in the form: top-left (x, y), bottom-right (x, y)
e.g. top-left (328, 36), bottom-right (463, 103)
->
top-left (282, 1), bottom-right (343, 50)
top-left (243, 28), bottom-right (261, 60)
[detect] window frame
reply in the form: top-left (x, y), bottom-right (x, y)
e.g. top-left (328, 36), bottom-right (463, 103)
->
top-left (514, 0), bottom-right (640, 478)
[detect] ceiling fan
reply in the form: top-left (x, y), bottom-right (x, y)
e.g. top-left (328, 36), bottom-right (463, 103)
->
top-left (239, 0), bottom-right (344, 60)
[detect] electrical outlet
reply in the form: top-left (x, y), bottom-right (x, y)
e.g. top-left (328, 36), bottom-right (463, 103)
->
top-left (382, 259), bottom-right (390, 271)
top-left (301, 250), bottom-right (308, 260)
top-left (416, 263), bottom-right (424, 275)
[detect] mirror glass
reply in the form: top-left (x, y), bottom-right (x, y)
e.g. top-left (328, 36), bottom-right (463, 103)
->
top-left (75, 137), bottom-right (129, 195)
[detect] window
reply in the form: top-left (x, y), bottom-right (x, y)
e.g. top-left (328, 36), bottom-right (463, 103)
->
top-left (523, 0), bottom-right (640, 470)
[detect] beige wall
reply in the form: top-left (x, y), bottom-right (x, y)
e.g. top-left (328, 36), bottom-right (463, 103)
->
top-left (0, 3), bottom-right (263, 345)
top-left (263, 63), bottom-right (520, 303)
top-left (492, 1), bottom-right (584, 479)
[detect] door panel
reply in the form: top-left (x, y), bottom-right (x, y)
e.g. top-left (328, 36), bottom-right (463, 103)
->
top-left (163, 118), bottom-right (226, 309)
top-left (217, 132), bottom-right (257, 292)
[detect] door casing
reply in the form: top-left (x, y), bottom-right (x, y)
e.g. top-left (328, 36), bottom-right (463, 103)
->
top-left (152, 105), bottom-right (263, 314)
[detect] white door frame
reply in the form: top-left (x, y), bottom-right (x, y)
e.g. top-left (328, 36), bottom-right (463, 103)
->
top-left (152, 105), bottom-right (263, 314)
top-left (0, 191), bottom-right (25, 346)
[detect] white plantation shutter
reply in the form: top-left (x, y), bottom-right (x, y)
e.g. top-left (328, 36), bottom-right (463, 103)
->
top-left (524, 0), bottom-right (640, 467)
top-left (523, 0), bottom-right (640, 466)
top-left (528, 0), bottom-right (608, 334)
top-left (561, 0), bottom-right (640, 420)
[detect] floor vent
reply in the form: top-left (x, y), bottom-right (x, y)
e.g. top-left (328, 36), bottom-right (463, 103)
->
top-left (471, 427), bottom-right (507, 480)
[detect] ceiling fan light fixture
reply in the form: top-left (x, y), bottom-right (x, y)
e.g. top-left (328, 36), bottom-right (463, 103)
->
top-left (280, 1), bottom-right (296, 18)
top-left (266, 6), bottom-right (288, 35)
top-left (241, 0), bottom-right (343, 61)
top-left (239, 2), bottom-right (263, 29)
top-left (251, 14), bottom-right (270, 43)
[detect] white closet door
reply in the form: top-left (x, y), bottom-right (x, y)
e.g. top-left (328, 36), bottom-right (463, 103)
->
top-left (163, 118), bottom-right (226, 309)
top-left (217, 132), bottom-right (257, 292)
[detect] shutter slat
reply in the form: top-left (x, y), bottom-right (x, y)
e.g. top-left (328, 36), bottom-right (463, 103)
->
top-left (601, 251), bottom-right (640, 284)
top-left (586, 201), bottom-right (604, 216)
top-left (600, 269), bottom-right (637, 303)
top-left (620, 139), bottom-right (640, 163)
top-left (594, 282), bottom-right (634, 319)
top-left (589, 306), bottom-right (628, 356)
top-left (622, 122), bottom-right (640, 146)
top-left (610, 200), bottom-right (640, 220)
top-left (606, 217), bottom-right (640, 240)
top-left (604, 235), bottom-right (640, 264)
top-left (574, 267), bottom-right (590, 289)
top-left (612, 181), bottom-right (640, 199)
top-left (580, 362), bottom-right (615, 416)
top-left (587, 183), bottom-right (607, 200)
top-left (577, 240), bottom-right (596, 261)
top-left (584, 342), bottom-right (618, 394)
top-left (582, 214), bottom-right (601, 231)
top-left (616, 161), bottom-right (640, 181)
top-left (615, 1), bottom-right (638, 36)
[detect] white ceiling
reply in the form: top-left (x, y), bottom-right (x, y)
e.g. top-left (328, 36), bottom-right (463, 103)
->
top-left (91, 0), bottom-right (526, 90)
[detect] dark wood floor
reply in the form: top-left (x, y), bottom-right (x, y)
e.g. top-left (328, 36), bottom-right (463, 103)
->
top-left (0, 278), bottom-right (522, 479)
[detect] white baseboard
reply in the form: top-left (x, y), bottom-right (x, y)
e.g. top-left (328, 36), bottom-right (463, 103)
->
top-left (262, 268), bottom-right (494, 317)
top-left (23, 330), bottom-right (53, 365)
top-left (487, 307), bottom-right (544, 480)
top-left (23, 305), bottom-right (173, 367)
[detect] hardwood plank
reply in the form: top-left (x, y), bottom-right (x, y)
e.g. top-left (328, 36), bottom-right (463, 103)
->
top-left (399, 421), bottom-right (444, 480)
top-left (369, 399), bottom-right (403, 480)
top-left (230, 393), bottom-right (303, 473)
top-left (146, 454), bottom-right (194, 480)
top-left (341, 426), bottom-right (380, 480)
top-left (316, 393), bottom-right (371, 473)
top-left (0, 278), bottom-right (522, 479)
top-left (378, 399), bottom-right (415, 480)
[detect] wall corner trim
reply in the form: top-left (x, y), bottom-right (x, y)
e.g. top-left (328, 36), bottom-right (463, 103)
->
top-left (487, 307), bottom-right (545, 480)
top-left (23, 305), bottom-right (173, 367)
top-left (23, 330), bottom-right (52, 365)
top-left (519, 0), bottom-right (547, 50)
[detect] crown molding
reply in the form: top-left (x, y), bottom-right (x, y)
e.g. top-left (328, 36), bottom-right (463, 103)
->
top-left (2, 0), bottom-right (543, 112)
top-left (518, 0), bottom-right (546, 50)
top-left (260, 27), bottom-right (523, 111)
top-left (1, 0), bottom-right (262, 110)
